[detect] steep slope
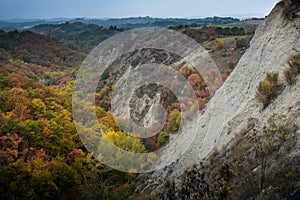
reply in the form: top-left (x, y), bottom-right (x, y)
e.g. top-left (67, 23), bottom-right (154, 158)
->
top-left (140, 2), bottom-right (300, 197)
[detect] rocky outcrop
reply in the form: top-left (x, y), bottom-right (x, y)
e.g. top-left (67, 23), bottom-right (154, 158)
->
top-left (138, 2), bottom-right (300, 194)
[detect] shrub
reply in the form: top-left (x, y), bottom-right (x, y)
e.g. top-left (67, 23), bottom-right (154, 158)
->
top-left (157, 132), bottom-right (169, 147)
top-left (256, 73), bottom-right (281, 109)
top-left (215, 39), bottom-right (225, 49)
top-left (159, 114), bottom-right (298, 200)
top-left (281, 0), bottom-right (300, 20)
top-left (284, 67), bottom-right (298, 85)
top-left (166, 109), bottom-right (181, 133)
top-left (288, 52), bottom-right (300, 71)
top-left (284, 52), bottom-right (300, 85)
top-left (234, 37), bottom-right (250, 48)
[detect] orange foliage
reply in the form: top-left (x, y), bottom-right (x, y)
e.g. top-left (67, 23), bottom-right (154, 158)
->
top-left (215, 39), bottom-right (225, 49)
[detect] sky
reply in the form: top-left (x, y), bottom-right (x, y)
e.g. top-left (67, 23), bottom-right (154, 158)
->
top-left (0, 0), bottom-right (279, 19)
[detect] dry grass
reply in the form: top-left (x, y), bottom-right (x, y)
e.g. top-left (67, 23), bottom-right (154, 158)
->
top-left (256, 73), bottom-right (281, 109)
top-left (284, 67), bottom-right (298, 85)
top-left (215, 39), bottom-right (225, 49)
top-left (284, 52), bottom-right (300, 85)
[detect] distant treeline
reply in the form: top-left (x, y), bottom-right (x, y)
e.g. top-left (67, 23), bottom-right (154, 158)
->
top-left (169, 25), bottom-right (245, 36)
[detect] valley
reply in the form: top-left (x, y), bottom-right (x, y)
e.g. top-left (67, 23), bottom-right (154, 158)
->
top-left (0, 1), bottom-right (299, 199)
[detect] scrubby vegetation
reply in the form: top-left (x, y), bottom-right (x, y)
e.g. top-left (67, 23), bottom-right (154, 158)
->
top-left (160, 114), bottom-right (299, 199)
top-left (256, 73), bottom-right (281, 109)
top-left (215, 39), bottom-right (225, 49)
top-left (284, 52), bottom-right (300, 85)
top-left (180, 26), bottom-right (249, 44)
top-left (280, 0), bottom-right (300, 20)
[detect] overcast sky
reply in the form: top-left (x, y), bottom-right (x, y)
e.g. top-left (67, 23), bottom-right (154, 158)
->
top-left (0, 0), bottom-right (279, 19)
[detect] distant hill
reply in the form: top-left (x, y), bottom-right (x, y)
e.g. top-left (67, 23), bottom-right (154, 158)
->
top-left (0, 30), bottom-right (86, 85)
top-left (28, 19), bottom-right (245, 53)
top-left (0, 16), bottom-right (240, 31)
top-left (219, 19), bottom-right (264, 33)
top-left (29, 22), bottom-right (123, 53)
top-left (0, 30), bottom-right (85, 71)
top-left (0, 18), bottom-right (69, 31)
top-left (82, 16), bottom-right (240, 28)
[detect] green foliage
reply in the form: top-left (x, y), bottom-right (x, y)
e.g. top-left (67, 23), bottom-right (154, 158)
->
top-left (31, 98), bottom-right (46, 118)
top-left (97, 130), bottom-right (147, 171)
top-left (256, 73), bottom-right (281, 109)
top-left (157, 132), bottom-right (169, 147)
top-left (0, 89), bottom-right (10, 112)
top-left (20, 119), bottom-right (43, 149)
top-left (166, 109), bottom-right (181, 133)
top-left (6, 153), bottom-right (85, 199)
top-left (31, 22), bottom-right (123, 53)
top-left (234, 37), bottom-right (249, 48)
top-left (215, 26), bottom-right (245, 36)
top-left (105, 131), bottom-right (146, 153)
top-left (0, 68), bottom-right (11, 89)
top-left (0, 69), bottom-right (140, 199)
top-left (169, 23), bottom-right (184, 30)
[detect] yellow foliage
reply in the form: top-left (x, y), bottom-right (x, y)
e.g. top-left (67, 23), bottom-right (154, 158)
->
top-left (105, 131), bottom-right (120, 141)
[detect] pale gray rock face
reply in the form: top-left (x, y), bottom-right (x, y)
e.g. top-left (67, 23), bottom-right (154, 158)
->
top-left (138, 4), bottom-right (300, 193)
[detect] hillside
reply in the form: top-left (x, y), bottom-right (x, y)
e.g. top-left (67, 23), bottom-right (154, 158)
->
top-left (0, 18), bottom-right (68, 31)
top-left (0, 20), bottom-right (255, 200)
top-left (219, 18), bottom-right (264, 34)
top-left (139, 1), bottom-right (300, 199)
top-left (0, 30), bottom-right (85, 68)
top-left (0, 30), bottom-right (86, 86)
top-left (0, 1), bottom-right (299, 199)
top-left (0, 30), bottom-right (140, 199)
top-left (30, 22), bottom-right (123, 53)
top-left (81, 33), bottom-right (251, 155)
top-left (0, 16), bottom-right (240, 31)
top-left (86, 16), bottom-right (240, 29)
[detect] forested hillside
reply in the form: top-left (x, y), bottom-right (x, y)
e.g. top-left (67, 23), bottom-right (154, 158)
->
top-left (0, 28), bottom-right (147, 199)
top-left (0, 20), bottom-right (253, 199)
top-left (30, 22), bottom-right (123, 53)
top-left (0, 30), bottom-right (85, 68)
